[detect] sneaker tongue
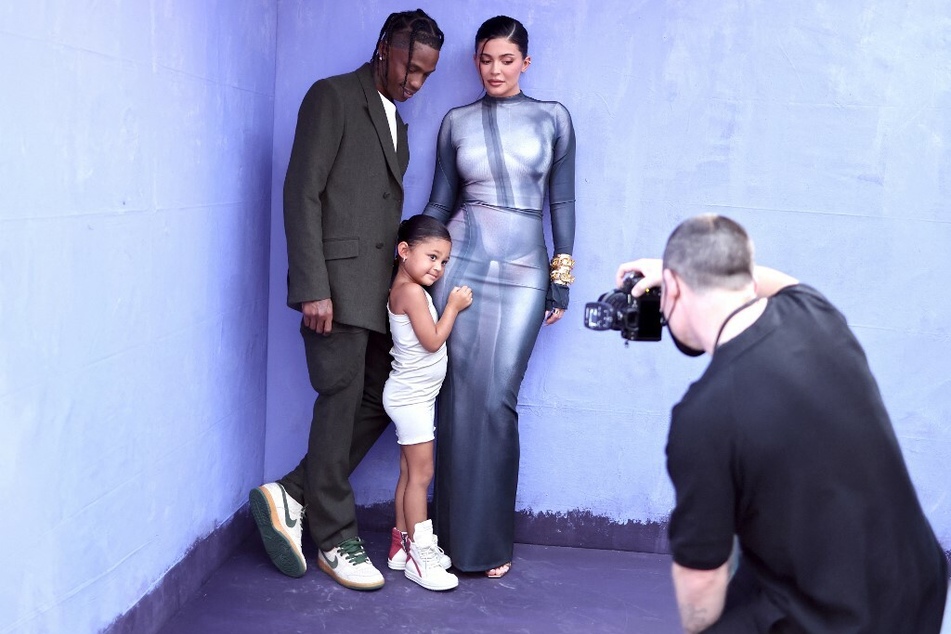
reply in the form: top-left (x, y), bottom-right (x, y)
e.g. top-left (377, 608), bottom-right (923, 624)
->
top-left (413, 524), bottom-right (434, 546)
top-left (338, 537), bottom-right (369, 563)
top-left (413, 520), bottom-right (433, 544)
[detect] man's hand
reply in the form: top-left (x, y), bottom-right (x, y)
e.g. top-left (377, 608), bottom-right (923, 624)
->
top-left (615, 258), bottom-right (663, 297)
top-left (302, 298), bottom-right (333, 334)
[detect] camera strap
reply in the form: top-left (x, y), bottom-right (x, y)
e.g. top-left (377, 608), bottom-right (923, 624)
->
top-left (713, 296), bottom-right (762, 351)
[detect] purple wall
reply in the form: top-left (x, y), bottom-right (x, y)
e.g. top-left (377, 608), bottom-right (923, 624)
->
top-left (1, 0), bottom-right (949, 632)
top-left (266, 0), bottom-right (951, 550)
top-left (0, 2), bottom-right (276, 633)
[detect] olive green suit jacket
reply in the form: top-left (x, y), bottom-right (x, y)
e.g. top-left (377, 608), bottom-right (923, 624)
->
top-left (284, 63), bottom-right (409, 333)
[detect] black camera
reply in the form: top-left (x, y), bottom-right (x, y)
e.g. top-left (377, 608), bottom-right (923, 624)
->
top-left (584, 273), bottom-right (663, 341)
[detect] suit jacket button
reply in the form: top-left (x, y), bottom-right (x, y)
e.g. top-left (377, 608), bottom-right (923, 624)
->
top-left (383, 192), bottom-right (390, 199)
top-left (375, 242), bottom-right (384, 249)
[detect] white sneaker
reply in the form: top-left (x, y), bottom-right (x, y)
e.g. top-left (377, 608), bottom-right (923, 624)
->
top-left (249, 483), bottom-right (306, 577)
top-left (318, 536), bottom-right (385, 591)
top-left (387, 527), bottom-right (452, 570)
top-left (404, 520), bottom-right (459, 591)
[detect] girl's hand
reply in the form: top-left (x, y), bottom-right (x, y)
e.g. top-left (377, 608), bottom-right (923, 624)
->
top-left (447, 285), bottom-right (473, 311)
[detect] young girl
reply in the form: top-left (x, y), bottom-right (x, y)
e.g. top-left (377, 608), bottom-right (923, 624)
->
top-left (383, 215), bottom-right (473, 591)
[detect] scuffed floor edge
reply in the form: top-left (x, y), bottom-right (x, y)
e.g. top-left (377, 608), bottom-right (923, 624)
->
top-left (102, 505), bottom-right (253, 634)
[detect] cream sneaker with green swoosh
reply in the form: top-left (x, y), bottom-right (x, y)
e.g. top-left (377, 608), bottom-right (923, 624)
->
top-left (318, 536), bottom-right (385, 590)
top-left (249, 483), bottom-right (306, 577)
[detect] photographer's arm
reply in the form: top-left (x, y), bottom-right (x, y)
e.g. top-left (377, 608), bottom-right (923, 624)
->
top-left (672, 561), bottom-right (729, 633)
top-left (615, 261), bottom-right (798, 299)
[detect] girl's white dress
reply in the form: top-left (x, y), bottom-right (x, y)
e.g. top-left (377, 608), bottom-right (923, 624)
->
top-left (382, 291), bottom-right (447, 445)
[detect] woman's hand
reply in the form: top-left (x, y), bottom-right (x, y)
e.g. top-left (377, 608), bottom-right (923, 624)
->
top-left (544, 283), bottom-right (569, 325)
top-left (544, 306), bottom-right (565, 325)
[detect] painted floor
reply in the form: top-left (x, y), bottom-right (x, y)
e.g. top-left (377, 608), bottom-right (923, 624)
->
top-left (157, 530), bottom-right (683, 633)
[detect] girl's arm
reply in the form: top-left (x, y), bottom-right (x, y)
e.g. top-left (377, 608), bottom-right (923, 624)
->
top-left (391, 283), bottom-right (471, 353)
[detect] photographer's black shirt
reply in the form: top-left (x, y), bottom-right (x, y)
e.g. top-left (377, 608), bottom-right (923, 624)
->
top-left (667, 284), bottom-right (947, 633)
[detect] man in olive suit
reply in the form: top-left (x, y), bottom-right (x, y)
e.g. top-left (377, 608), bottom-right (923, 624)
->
top-left (249, 10), bottom-right (444, 591)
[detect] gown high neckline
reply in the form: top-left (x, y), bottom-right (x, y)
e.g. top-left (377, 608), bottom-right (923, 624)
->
top-left (482, 91), bottom-right (528, 104)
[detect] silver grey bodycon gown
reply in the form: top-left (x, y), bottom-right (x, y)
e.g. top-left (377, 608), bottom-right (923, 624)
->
top-left (423, 91), bottom-right (576, 572)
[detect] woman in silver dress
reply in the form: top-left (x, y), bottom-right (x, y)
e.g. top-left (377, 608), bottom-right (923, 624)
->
top-left (423, 15), bottom-right (576, 577)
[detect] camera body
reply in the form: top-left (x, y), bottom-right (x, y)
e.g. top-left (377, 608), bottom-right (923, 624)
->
top-left (584, 273), bottom-right (663, 341)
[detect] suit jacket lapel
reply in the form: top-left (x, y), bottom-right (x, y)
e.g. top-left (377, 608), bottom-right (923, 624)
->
top-left (357, 64), bottom-right (405, 189)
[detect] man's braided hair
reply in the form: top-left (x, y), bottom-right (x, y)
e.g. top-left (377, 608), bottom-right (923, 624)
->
top-left (371, 9), bottom-right (444, 88)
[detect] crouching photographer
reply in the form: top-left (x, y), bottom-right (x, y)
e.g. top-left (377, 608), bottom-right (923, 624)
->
top-left (610, 214), bottom-right (948, 633)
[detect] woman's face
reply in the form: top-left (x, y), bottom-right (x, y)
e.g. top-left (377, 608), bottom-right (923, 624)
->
top-left (475, 38), bottom-right (529, 98)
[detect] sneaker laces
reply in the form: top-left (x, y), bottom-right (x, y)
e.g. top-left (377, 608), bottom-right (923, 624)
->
top-left (337, 537), bottom-right (370, 565)
top-left (416, 540), bottom-right (441, 565)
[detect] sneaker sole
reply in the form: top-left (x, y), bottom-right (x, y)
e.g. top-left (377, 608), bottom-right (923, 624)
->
top-left (387, 557), bottom-right (406, 571)
top-left (404, 568), bottom-right (458, 592)
top-left (388, 555), bottom-right (451, 571)
top-left (249, 487), bottom-right (306, 578)
top-left (318, 556), bottom-right (385, 591)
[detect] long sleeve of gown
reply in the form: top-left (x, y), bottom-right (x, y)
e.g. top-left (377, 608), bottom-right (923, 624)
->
top-left (422, 112), bottom-right (458, 224)
top-left (548, 106), bottom-right (576, 256)
top-left (546, 106), bottom-right (576, 310)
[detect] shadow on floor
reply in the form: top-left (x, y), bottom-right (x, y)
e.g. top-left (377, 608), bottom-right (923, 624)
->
top-left (156, 530), bottom-right (682, 633)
